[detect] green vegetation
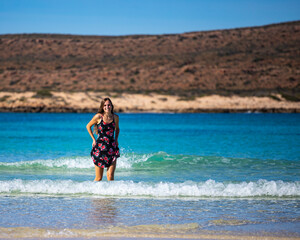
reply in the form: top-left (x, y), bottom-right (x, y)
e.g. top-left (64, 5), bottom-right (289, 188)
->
top-left (268, 95), bottom-right (281, 101)
top-left (281, 93), bottom-right (300, 102)
top-left (177, 96), bottom-right (196, 101)
top-left (111, 93), bottom-right (123, 98)
top-left (0, 95), bottom-right (10, 102)
top-left (252, 57), bottom-right (264, 63)
top-left (19, 96), bottom-right (27, 102)
top-left (33, 89), bottom-right (53, 98)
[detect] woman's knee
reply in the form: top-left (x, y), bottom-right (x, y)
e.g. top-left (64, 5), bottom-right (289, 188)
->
top-left (94, 176), bottom-right (102, 181)
top-left (107, 172), bottom-right (114, 181)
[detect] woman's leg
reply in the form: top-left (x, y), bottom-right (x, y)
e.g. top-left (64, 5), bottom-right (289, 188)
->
top-left (94, 165), bottom-right (104, 181)
top-left (107, 161), bottom-right (117, 181)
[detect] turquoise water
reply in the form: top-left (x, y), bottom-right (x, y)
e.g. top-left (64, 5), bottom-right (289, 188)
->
top-left (0, 113), bottom-right (299, 237)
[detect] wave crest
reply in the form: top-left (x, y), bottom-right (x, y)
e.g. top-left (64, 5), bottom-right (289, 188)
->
top-left (1, 179), bottom-right (299, 198)
top-left (0, 152), bottom-right (155, 171)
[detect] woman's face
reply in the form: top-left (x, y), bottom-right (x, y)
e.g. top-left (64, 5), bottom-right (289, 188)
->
top-left (103, 100), bottom-right (112, 113)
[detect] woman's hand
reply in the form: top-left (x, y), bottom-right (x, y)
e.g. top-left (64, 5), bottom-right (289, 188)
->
top-left (92, 139), bottom-right (96, 147)
top-left (115, 139), bottom-right (119, 147)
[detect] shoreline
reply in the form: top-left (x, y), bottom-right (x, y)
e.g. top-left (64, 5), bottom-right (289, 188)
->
top-left (0, 91), bottom-right (299, 113)
top-left (1, 226), bottom-right (299, 239)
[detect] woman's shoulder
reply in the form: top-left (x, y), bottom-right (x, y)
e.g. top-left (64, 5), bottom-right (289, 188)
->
top-left (113, 114), bottom-right (119, 123)
top-left (95, 113), bottom-right (103, 119)
top-left (94, 113), bottom-right (103, 124)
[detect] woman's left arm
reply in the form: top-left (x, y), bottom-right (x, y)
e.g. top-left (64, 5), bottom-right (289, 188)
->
top-left (114, 115), bottom-right (120, 146)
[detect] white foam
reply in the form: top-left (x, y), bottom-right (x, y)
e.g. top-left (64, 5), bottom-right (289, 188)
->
top-left (0, 153), bottom-right (152, 170)
top-left (116, 153), bottom-right (153, 169)
top-left (0, 157), bottom-right (92, 169)
top-left (1, 179), bottom-right (299, 198)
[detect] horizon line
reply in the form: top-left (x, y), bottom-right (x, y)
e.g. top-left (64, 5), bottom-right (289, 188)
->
top-left (0, 20), bottom-right (299, 38)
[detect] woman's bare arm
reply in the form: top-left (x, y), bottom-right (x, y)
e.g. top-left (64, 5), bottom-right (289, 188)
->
top-left (114, 115), bottom-right (120, 145)
top-left (86, 113), bottom-right (101, 146)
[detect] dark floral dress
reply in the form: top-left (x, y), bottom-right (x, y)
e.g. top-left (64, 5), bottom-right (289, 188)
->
top-left (91, 116), bottom-right (120, 168)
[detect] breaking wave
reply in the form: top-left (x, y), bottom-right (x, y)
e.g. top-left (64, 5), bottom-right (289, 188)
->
top-left (1, 179), bottom-right (299, 199)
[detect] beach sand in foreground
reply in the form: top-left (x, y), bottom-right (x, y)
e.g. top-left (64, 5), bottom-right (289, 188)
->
top-left (1, 226), bottom-right (300, 240)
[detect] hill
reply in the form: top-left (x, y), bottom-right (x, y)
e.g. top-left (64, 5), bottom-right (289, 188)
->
top-left (0, 21), bottom-right (299, 97)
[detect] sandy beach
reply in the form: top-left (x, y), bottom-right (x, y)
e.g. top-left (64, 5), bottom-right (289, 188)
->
top-left (1, 226), bottom-right (300, 239)
top-left (0, 91), bottom-right (299, 113)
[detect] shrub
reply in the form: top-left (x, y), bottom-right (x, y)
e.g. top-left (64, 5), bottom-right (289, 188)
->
top-left (177, 96), bottom-right (196, 101)
top-left (19, 96), bottom-right (26, 102)
top-left (33, 89), bottom-right (53, 98)
top-left (268, 95), bottom-right (281, 101)
top-left (252, 57), bottom-right (264, 63)
top-left (281, 94), bottom-right (300, 102)
top-left (0, 95), bottom-right (10, 102)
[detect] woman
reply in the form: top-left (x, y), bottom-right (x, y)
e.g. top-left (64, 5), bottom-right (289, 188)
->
top-left (86, 98), bottom-right (120, 181)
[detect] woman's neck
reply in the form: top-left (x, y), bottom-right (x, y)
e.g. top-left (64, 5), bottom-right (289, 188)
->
top-left (103, 112), bottom-right (113, 117)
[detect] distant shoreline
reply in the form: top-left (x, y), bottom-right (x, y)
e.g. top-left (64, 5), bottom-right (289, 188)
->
top-left (1, 107), bottom-right (299, 113)
top-left (0, 91), bottom-right (299, 113)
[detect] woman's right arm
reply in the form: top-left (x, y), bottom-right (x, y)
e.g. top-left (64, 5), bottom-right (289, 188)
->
top-left (86, 113), bottom-right (101, 147)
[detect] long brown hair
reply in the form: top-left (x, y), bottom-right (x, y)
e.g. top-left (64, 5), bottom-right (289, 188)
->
top-left (93, 97), bottom-right (115, 134)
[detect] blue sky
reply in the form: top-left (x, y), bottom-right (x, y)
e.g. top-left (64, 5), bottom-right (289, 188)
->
top-left (0, 0), bottom-right (299, 36)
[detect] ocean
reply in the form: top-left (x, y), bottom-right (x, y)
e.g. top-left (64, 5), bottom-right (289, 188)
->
top-left (0, 112), bottom-right (299, 239)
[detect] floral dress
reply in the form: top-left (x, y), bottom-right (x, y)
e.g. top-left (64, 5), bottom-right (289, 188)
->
top-left (91, 116), bottom-right (120, 168)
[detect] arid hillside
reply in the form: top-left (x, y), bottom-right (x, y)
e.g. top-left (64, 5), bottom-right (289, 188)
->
top-left (0, 21), bottom-right (299, 96)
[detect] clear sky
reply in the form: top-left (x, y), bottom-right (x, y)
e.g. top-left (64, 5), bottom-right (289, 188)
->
top-left (0, 0), bottom-right (299, 36)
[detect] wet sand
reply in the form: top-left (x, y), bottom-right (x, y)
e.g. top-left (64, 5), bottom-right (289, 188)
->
top-left (1, 226), bottom-right (299, 239)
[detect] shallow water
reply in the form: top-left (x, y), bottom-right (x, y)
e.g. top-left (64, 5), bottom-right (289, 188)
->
top-left (0, 113), bottom-right (299, 238)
